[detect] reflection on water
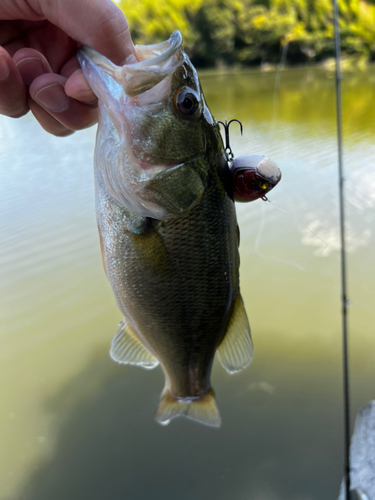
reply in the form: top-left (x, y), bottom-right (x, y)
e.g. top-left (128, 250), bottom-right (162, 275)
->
top-left (1, 66), bottom-right (375, 500)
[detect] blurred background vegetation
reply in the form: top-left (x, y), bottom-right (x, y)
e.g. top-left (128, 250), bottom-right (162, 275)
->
top-left (116, 0), bottom-right (375, 68)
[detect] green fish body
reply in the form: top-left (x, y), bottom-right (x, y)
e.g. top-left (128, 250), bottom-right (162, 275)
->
top-left (78, 32), bottom-right (252, 427)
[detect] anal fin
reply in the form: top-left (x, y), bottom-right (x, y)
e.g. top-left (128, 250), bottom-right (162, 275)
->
top-left (217, 294), bottom-right (253, 374)
top-left (154, 389), bottom-right (221, 428)
top-left (110, 319), bottom-right (159, 370)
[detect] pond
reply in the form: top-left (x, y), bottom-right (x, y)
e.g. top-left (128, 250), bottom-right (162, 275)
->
top-left (1, 64), bottom-right (375, 500)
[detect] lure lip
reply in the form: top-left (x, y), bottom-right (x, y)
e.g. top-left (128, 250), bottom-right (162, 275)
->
top-left (231, 154), bottom-right (282, 203)
top-left (256, 158), bottom-right (282, 184)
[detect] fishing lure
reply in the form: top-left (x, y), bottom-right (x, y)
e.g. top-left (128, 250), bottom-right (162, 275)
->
top-left (218, 119), bottom-right (282, 202)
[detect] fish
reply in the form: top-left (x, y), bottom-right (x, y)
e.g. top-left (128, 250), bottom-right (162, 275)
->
top-left (77, 31), bottom-right (253, 428)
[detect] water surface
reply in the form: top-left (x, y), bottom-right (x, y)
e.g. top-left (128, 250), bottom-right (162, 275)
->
top-left (1, 65), bottom-right (375, 500)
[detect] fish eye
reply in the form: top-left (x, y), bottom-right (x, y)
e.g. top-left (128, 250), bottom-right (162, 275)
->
top-left (259, 181), bottom-right (269, 191)
top-left (174, 88), bottom-right (200, 117)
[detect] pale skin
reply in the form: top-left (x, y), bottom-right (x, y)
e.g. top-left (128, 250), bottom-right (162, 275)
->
top-left (0, 0), bottom-right (136, 136)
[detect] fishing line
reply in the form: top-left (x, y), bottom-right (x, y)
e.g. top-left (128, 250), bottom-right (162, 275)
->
top-left (265, 198), bottom-right (329, 255)
top-left (253, 198), bottom-right (265, 253)
top-left (253, 200), bottom-right (304, 270)
top-left (332, 0), bottom-right (351, 497)
top-left (253, 198), bottom-right (327, 270)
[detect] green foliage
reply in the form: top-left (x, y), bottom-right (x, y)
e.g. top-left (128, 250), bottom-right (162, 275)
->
top-left (116, 0), bottom-right (375, 67)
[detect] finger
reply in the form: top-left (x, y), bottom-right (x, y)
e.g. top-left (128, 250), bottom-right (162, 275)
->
top-left (60, 55), bottom-right (81, 78)
top-left (29, 73), bottom-right (98, 130)
top-left (0, 3), bottom-right (43, 21)
top-left (28, 97), bottom-right (74, 137)
top-left (12, 48), bottom-right (52, 86)
top-left (61, 56), bottom-right (97, 103)
top-left (31, 0), bottom-right (136, 65)
top-left (65, 69), bottom-right (97, 104)
top-left (0, 46), bottom-right (28, 118)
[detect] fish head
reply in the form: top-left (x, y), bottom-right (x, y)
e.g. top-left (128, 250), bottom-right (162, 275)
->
top-left (78, 31), bottom-right (220, 219)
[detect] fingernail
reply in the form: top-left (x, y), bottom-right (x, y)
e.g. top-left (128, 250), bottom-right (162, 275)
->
top-left (0, 56), bottom-right (10, 81)
top-left (35, 83), bottom-right (69, 113)
top-left (16, 57), bottom-right (45, 86)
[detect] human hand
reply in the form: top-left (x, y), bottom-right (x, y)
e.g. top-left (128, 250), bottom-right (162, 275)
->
top-left (0, 0), bottom-right (135, 136)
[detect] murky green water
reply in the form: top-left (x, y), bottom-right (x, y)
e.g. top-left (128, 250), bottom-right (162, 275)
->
top-left (1, 65), bottom-right (375, 500)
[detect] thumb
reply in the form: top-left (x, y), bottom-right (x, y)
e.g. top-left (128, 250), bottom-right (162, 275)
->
top-left (32, 0), bottom-right (135, 65)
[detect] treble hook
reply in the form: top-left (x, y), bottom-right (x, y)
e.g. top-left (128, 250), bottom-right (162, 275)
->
top-left (217, 119), bottom-right (243, 162)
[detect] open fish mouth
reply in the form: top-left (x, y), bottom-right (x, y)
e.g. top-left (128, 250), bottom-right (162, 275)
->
top-left (133, 31), bottom-right (183, 68)
top-left (78, 31), bottom-right (184, 99)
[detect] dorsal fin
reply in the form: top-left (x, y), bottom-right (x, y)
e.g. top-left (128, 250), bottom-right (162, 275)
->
top-left (110, 319), bottom-right (159, 370)
top-left (217, 294), bottom-right (253, 374)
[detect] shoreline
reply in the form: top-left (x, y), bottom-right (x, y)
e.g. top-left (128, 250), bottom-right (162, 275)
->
top-left (197, 55), bottom-right (373, 77)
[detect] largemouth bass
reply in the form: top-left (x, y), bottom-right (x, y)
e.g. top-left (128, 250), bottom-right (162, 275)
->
top-left (78, 31), bottom-right (253, 428)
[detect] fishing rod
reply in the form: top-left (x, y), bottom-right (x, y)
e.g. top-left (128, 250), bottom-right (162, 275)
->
top-left (332, 0), bottom-right (351, 497)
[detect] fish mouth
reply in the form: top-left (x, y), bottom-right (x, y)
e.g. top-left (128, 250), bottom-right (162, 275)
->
top-left (80, 30), bottom-right (182, 70)
top-left (79, 31), bottom-right (184, 98)
top-left (120, 31), bottom-right (184, 97)
top-left (132, 31), bottom-right (183, 69)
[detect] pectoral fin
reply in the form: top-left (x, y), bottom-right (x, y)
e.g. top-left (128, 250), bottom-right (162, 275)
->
top-left (140, 165), bottom-right (205, 216)
top-left (110, 319), bottom-right (159, 370)
top-left (217, 294), bottom-right (253, 374)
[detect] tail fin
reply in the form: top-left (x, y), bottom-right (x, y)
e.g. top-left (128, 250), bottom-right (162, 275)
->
top-left (154, 389), bottom-right (221, 428)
